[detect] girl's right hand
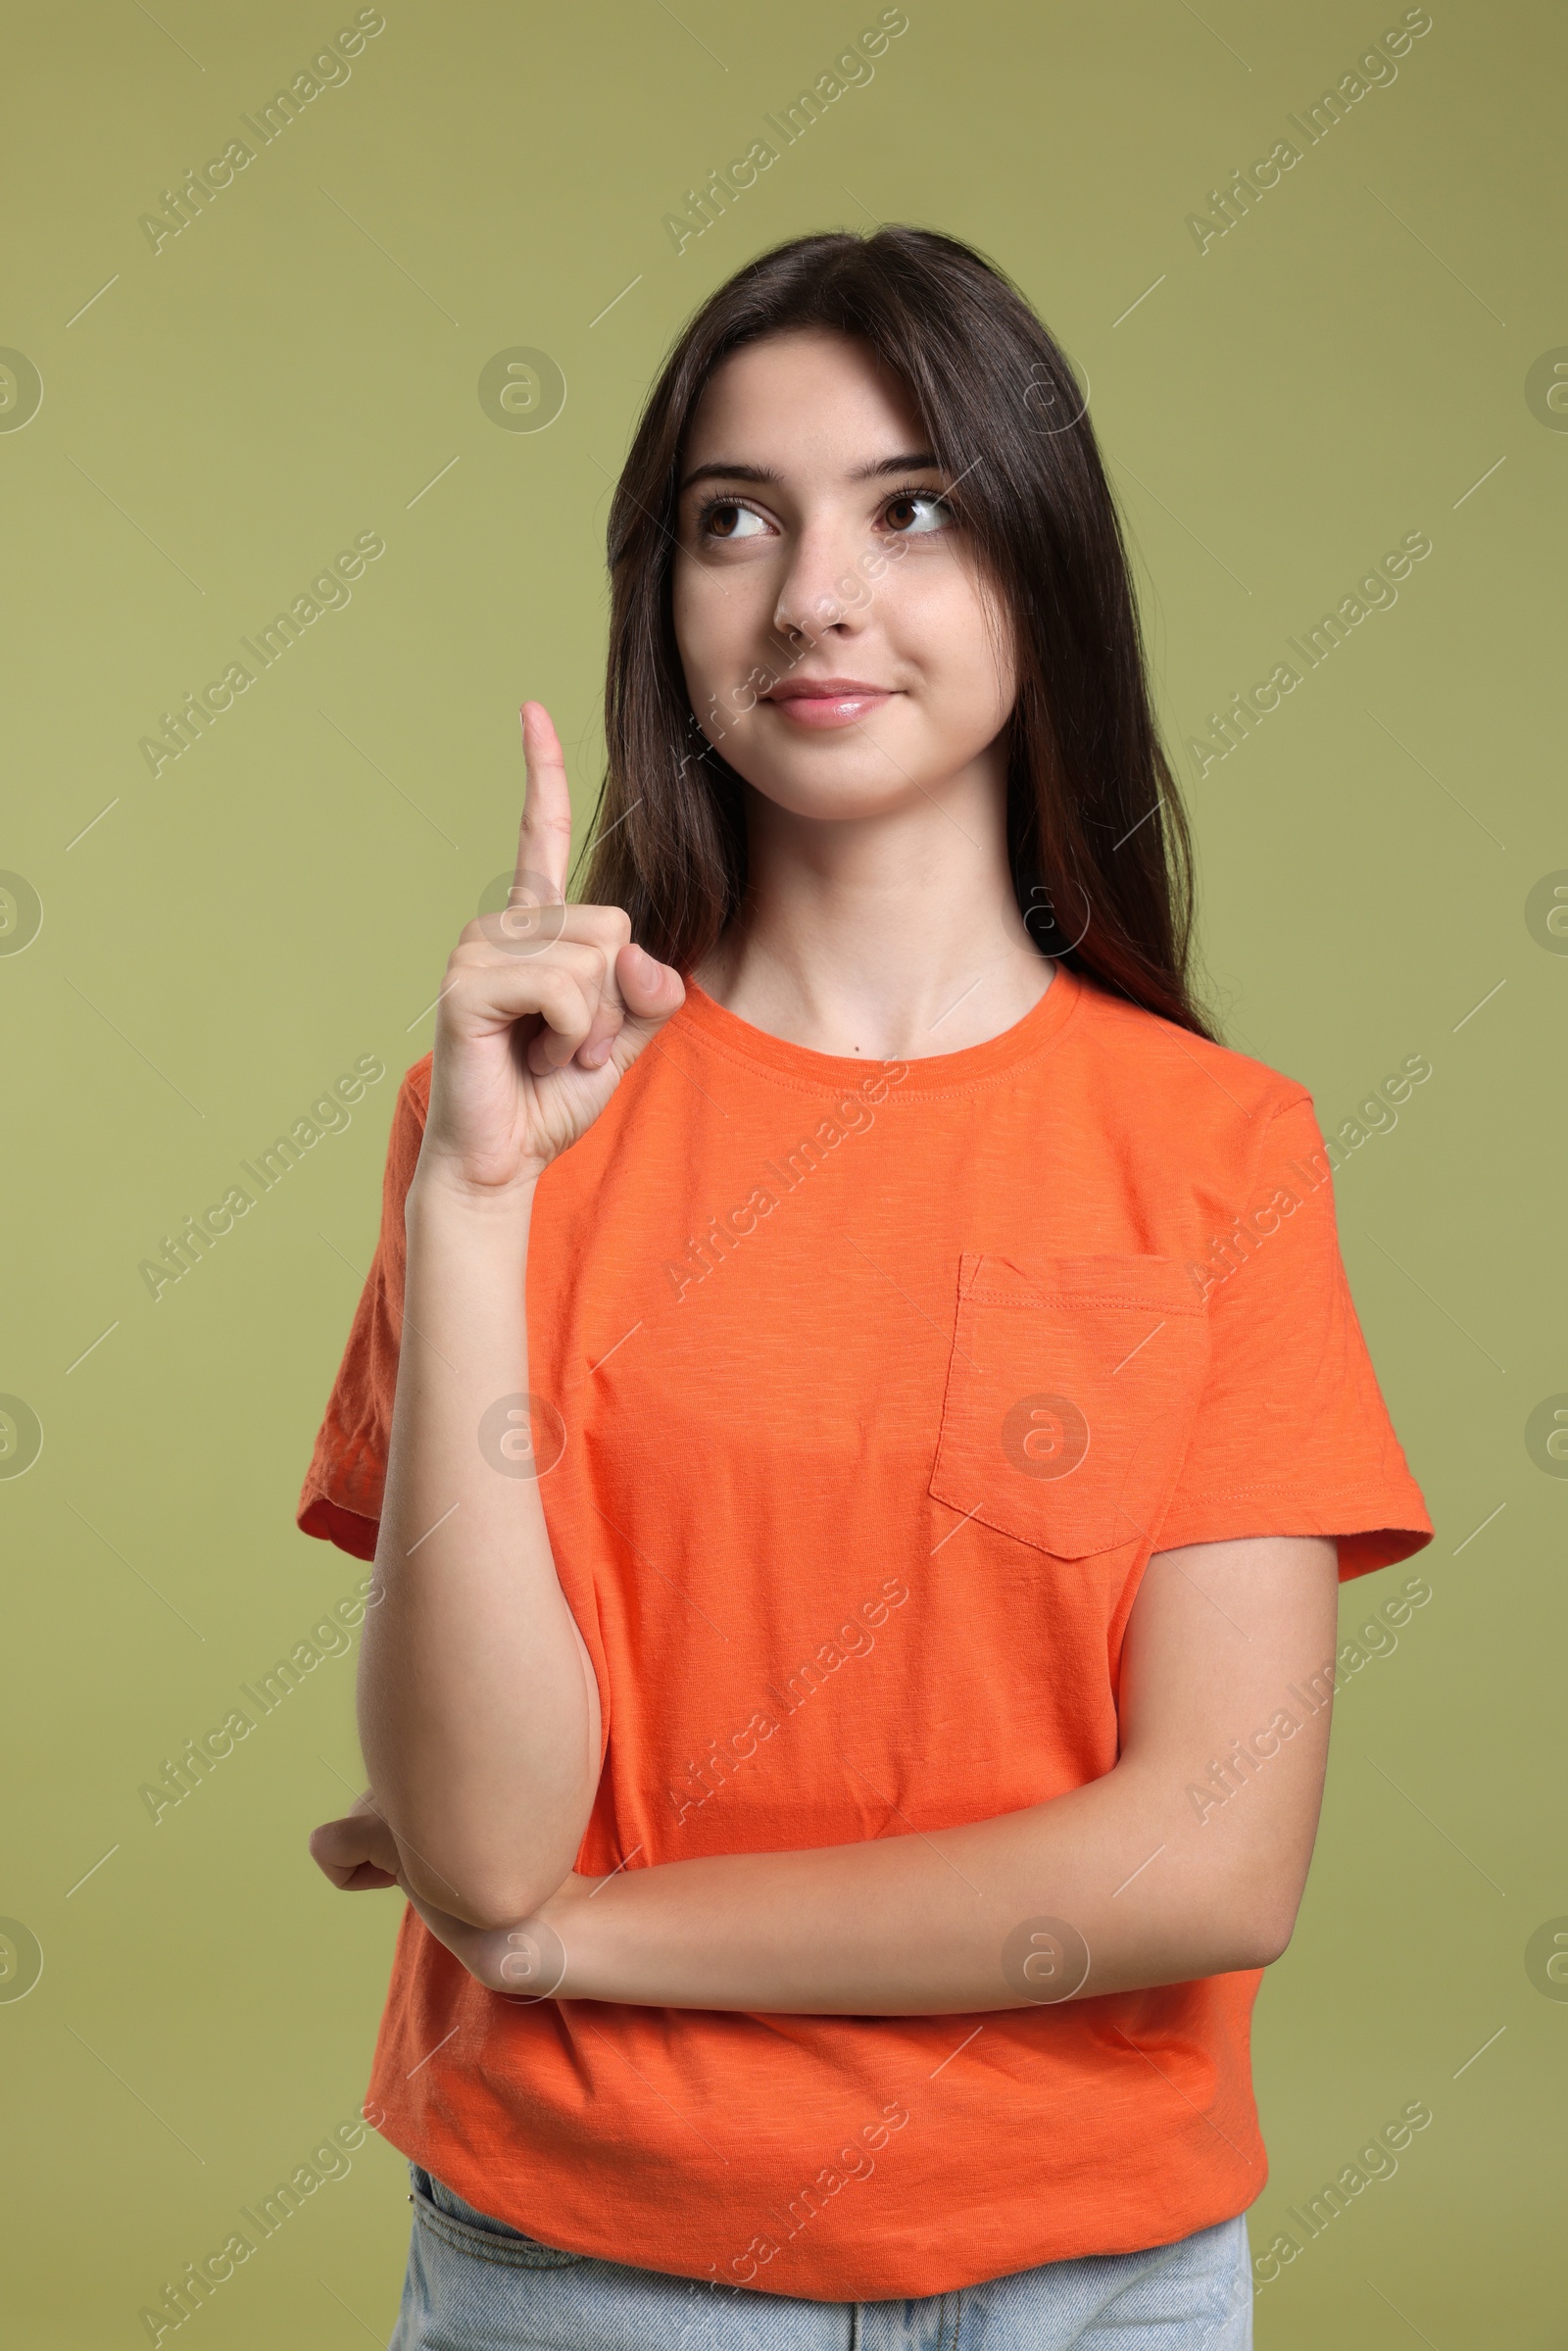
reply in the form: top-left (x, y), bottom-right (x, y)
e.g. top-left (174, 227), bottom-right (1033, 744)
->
top-left (416, 701), bottom-right (685, 1202)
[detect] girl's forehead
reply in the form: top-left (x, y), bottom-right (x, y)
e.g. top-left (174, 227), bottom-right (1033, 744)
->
top-left (681, 333), bottom-right (926, 472)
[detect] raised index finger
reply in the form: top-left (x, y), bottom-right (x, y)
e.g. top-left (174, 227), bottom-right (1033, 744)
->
top-left (514, 701), bottom-right (573, 904)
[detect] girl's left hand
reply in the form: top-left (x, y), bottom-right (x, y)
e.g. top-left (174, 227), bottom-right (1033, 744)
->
top-left (309, 1787), bottom-right (402, 1890)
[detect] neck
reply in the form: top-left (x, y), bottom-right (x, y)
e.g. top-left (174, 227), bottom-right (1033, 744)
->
top-left (691, 753), bottom-right (1053, 1060)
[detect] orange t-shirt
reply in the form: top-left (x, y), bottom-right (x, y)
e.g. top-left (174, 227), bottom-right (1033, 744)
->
top-left (297, 959), bottom-right (1431, 2301)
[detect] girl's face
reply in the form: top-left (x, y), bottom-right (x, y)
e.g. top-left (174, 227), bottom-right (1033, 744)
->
top-left (671, 328), bottom-right (1016, 826)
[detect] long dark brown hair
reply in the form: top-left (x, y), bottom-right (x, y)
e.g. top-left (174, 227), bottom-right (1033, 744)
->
top-left (578, 225), bottom-right (1215, 1041)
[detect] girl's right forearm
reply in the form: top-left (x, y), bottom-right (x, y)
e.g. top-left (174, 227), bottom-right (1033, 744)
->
top-left (356, 1173), bottom-right (602, 1930)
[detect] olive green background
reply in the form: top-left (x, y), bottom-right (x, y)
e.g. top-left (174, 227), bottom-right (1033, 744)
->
top-left (2, 0), bottom-right (1562, 2340)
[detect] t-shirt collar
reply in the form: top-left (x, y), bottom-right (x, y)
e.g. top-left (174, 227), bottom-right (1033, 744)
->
top-left (672, 959), bottom-right (1084, 1096)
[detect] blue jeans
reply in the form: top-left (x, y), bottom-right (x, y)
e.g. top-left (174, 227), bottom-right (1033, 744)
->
top-left (389, 2164), bottom-right (1252, 2348)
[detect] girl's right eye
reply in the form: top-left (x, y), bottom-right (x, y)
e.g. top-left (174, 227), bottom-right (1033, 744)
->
top-left (698, 501), bottom-right (770, 541)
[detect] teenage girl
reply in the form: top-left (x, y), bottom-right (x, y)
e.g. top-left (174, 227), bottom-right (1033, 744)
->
top-left (303, 227), bottom-right (1431, 2350)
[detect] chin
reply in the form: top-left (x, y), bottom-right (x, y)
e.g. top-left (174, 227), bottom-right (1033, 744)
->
top-left (719, 719), bottom-right (926, 801)
top-left (745, 767), bottom-right (935, 824)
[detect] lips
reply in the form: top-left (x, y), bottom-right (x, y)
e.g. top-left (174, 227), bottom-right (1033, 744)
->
top-left (762, 678), bottom-right (897, 731)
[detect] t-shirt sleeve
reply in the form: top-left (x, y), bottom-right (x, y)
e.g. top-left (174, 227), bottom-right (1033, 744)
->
top-left (294, 1060), bottom-right (429, 1560)
top-left (1151, 1090), bottom-right (1433, 1581)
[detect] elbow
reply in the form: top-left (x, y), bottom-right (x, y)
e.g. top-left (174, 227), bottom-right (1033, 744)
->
top-left (457, 1886), bottom-right (557, 1936)
top-left (422, 1875), bottom-right (559, 1936)
top-left (1221, 1885), bottom-right (1304, 1972)
top-left (402, 1850), bottom-right (570, 1935)
top-left (1226, 1920), bottom-right (1293, 1972)
top-left (385, 1796), bottom-right (593, 1935)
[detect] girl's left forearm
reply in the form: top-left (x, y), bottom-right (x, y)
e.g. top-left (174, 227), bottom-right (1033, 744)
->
top-left (414, 1748), bottom-right (1315, 2014)
top-left (400, 1538), bottom-right (1340, 2015)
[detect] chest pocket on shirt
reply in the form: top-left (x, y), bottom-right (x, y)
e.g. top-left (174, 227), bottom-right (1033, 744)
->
top-left (928, 1253), bottom-right (1209, 1558)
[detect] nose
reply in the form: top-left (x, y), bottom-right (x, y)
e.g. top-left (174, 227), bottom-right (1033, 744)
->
top-left (772, 515), bottom-right (872, 650)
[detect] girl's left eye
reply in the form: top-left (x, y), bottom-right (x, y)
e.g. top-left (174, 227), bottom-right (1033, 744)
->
top-left (882, 491), bottom-right (951, 534)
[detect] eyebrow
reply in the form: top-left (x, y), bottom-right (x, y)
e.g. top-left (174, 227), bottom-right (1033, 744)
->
top-left (678, 450), bottom-right (943, 493)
